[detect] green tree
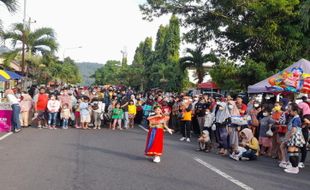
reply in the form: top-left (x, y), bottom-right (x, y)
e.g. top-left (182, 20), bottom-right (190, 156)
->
top-left (180, 47), bottom-right (218, 84)
top-left (238, 59), bottom-right (270, 90)
top-left (2, 23), bottom-right (58, 71)
top-left (209, 59), bottom-right (241, 91)
top-left (92, 60), bottom-right (122, 85)
top-left (140, 0), bottom-right (310, 72)
top-left (0, 0), bottom-right (18, 31)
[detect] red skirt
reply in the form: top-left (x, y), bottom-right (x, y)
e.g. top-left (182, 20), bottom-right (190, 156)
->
top-left (145, 128), bottom-right (164, 156)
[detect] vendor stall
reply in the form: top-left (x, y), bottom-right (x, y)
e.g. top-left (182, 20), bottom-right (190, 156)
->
top-left (0, 70), bottom-right (23, 132)
top-left (0, 102), bottom-right (12, 132)
top-left (248, 59), bottom-right (310, 94)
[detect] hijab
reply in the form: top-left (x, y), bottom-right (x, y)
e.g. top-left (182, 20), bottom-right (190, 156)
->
top-left (241, 128), bottom-right (254, 143)
top-left (215, 102), bottom-right (231, 124)
top-left (228, 100), bottom-right (240, 116)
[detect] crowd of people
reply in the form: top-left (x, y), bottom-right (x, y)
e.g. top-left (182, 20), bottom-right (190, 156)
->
top-left (3, 85), bottom-right (310, 173)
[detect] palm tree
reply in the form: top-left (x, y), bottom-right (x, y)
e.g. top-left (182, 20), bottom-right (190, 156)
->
top-left (0, 0), bottom-right (18, 31)
top-left (2, 23), bottom-right (58, 72)
top-left (179, 47), bottom-right (218, 84)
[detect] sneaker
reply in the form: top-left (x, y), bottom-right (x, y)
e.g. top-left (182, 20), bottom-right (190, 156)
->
top-left (180, 137), bottom-right (186, 141)
top-left (49, 126), bottom-right (53, 130)
top-left (230, 154), bottom-right (239, 161)
top-left (98, 127), bottom-right (101, 130)
top-left (186, 138), bottom-right (191, 142)
top-left (153, 156), bottom-right (161, 163)
top-left (279, 161), bottom-right (288, 168)
top-left (38, 125), bottom-right (42, 129)
top-left (240, 157), bottom-right (250, 161)
top-left (42, 126), bottom-right (48, 129)
top-left (298, 162), bottom-right (305, 169)
top-left (93, 127), bottom-right (97, 130)
top-left (284, 167), bottom-right (299, 174)
top-left (14, 129), bottom-right (21, 133)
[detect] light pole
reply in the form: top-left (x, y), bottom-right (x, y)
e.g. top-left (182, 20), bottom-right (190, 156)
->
top-left (63, 46), bottom-right (82, 60)
top-left (21, 0), bottom-right (27, 75)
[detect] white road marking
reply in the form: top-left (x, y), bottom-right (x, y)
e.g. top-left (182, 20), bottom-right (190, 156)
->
top-left (138, 124), bottom-right (149, 132)
top-left (0, 132), bottom-right (13, 141)
top-left (194, 157), bottom-right (254, 190)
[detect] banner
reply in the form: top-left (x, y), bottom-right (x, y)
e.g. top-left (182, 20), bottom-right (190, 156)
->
top-left (0, 103), bottom-right (12, 132)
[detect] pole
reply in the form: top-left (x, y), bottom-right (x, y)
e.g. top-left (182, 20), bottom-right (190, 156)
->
top-left (21, 0), bottom-right (27, 75)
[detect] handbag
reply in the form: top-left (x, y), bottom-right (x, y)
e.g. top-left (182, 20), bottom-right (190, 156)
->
top-left (266, 128), bottom-right (273, 137)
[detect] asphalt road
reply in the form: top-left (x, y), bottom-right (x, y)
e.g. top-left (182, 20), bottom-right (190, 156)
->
top-left (0, 127), bottom-right (309, 190)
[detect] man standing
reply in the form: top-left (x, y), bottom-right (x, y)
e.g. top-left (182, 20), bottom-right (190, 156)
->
top-left (121, 90), bottom-right (129, 129)
top-left (33, 87), bottom-right (49, 128)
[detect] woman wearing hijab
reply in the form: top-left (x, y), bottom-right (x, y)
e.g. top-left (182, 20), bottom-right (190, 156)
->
top-left (215, 102), bottom-right (230, 155)
top-left (227, 100), bottom-right (241, 153)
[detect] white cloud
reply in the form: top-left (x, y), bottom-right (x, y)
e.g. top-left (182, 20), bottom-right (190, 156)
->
top-left (0, 0), bottom-right (170, 64)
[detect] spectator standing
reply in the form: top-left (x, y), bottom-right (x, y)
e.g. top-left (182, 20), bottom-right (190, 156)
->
top-left (33, 87), bottom-right (49, 128)
top-left (47, 94), bottom-right (60, 129)
top-left (20, 91), bottom-right (33, 128)
top-left (5, 89), bottom-right (21, 133)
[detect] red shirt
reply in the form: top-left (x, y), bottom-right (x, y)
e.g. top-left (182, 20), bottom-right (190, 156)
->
top-left (36, 94), bottom-right (49, 111)
top-left (237, 103), bottom-right (247, 116)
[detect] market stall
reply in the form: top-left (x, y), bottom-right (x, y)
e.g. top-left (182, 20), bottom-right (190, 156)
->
top-left (248, 59), bottom-right (310, 95)
top-left (0, 69), bottom-right (23, 132)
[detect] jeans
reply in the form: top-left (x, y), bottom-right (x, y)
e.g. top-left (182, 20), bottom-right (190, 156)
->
top-left (180, 121), bottom-right (191, 138)
top-left (242, 150), bottom-right (257, 160)
top-left (48, 112), bottom-right (58, 126)
top-left (62, 119), bottom-right (69, 128)
top-left (11, 104), bottom-right (21, 131)
top-left (123, 112), bottom-right (129, 129)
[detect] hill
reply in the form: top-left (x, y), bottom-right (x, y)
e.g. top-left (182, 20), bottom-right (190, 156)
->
top-left (75, 62), bottom-right (103, 86)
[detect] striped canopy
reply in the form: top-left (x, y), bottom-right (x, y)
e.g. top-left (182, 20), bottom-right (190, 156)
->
top-left (0, 69), bottom-right (23, 81)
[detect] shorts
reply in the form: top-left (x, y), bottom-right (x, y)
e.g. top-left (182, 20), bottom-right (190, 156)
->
top-left (81, 115), bottom-right (91, 123)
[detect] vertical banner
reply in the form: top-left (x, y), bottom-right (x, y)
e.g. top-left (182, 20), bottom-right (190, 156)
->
top-left (0, 103), bottom-right (12, 132)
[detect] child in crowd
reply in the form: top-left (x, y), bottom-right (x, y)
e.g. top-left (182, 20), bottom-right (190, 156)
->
top-left (61, 103), bottom-right (71, 129)
top-left (112, 102), bottom-right (124, 130)
top-left (80, 97), bottom-right (91, 130)
top-left (47, 94), bottom-right (60, 130)
top-left (128, 100), bottom-right (137, 128)
top-left (197, 130), bottom-right (212, 152)
top-left (107, 100), bottom-right (116, 129)
top-left (74, 98), bottom-right (81, 128)
top-left (259, 108), bottom-right (274, 156)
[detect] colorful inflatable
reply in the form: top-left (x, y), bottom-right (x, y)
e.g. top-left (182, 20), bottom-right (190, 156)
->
top-left (267, 67), bottom-right (309, 93)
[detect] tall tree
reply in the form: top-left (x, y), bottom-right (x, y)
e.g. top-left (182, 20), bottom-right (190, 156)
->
top-left (2, 23), bottom-right (58, 70)
top-left (180, 47), bottom-right (218, 84)
top-left (0, 0), bottom-right (18, 31)
top-left (140, 0), bottom-right (310, 72)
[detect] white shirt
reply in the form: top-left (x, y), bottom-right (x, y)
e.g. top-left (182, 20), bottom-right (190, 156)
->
top-left (7, 94), bottom-right (19, 105)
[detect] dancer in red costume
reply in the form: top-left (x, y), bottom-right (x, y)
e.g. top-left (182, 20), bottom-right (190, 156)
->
top-left (145, 106), bottom-right (173, 163)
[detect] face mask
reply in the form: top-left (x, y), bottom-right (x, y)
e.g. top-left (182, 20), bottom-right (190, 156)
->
top-left (60, 92), bottom-right (64, 95)
top-left (254, 104), bottom-right (259, 108)
top-left (263, 112), bottom-right (268, 117)
top-left (228, 105), bottom-right (233, 110)
top-left (183, 100), bottom-right (189, 103)
top-left (194, 98), bottom-right (199, 101)
top-left (219, 107), bottom-right (224, 111)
